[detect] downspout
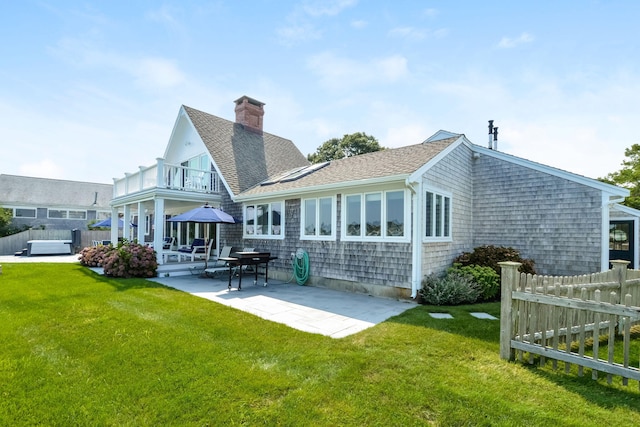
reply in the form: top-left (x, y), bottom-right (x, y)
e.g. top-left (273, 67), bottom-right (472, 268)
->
top-left (406, 178), bottom-right (422, 298)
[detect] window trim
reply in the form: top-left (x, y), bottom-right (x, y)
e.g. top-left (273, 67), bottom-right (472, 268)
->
top-left (423, 186), bottom-right (452, 242)
top-left (243, 201), bottom-right (285, 240)
top-left (341, 189), bottom-right (410, 242)
top-left (300, 195), bottom-right (336, 241)
top-left (11, 207), bottom-right (37, 219)
top-left (47, 208), bottom-right (87, 220)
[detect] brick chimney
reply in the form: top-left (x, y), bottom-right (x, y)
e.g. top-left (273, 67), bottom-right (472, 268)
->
top-left (234, 96), bottom-right (265, 134)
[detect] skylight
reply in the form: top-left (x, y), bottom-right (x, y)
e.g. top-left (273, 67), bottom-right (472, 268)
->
top-left (261, 162), bottom-right (330, 186)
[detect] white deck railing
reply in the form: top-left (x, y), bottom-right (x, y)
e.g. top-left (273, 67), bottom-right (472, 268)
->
top-left (113, 158), bottom-right (221, 198)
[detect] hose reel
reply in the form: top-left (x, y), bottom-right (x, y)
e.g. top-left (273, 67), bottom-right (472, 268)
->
top-left (292, 248), bottom-right (309, 285)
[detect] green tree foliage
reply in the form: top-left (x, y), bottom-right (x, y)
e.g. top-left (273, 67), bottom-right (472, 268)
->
top-left (0, 207), bottom-right (12, 236)
top-left (600, 143), bottom-right (640, 209)
top-left (307, 132), bottom-right (384, 163)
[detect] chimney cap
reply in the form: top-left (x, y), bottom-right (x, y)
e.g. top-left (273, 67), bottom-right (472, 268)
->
top-left (234, 95), bottom-right (265, 107)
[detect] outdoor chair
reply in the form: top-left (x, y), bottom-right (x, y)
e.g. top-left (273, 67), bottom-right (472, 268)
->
top-left (177, 238), bottom-right (212, 262)
top-left (162, 236), bottom-right (176, 250)
top-left (204, 245), bottom-right (233, 278)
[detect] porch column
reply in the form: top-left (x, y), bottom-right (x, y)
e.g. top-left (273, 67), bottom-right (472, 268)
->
top-left (154, 198), bottom-right (165, 265)
top-left (137, 202), bottom-right (145, 244)
top-left (123, 205), bottom-right (132, 241)
top-left (110, 207), bottom-right (119, 244)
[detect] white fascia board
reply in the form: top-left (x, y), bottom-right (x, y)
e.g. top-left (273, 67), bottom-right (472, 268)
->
top-left (407, 135), bottom-right (468, 184)
top-left (234, 175), bottom-right (408, 202)
top-left (423, 130), bottom-right (461, 143)
top-left (162, 106), bottom-right (186, 160)
top-left (470, 144), bottom-right (629, 197)
top-left (169, 106), bottom-right (238, 200)
top-left (611, 203), bottom-right (640, 217)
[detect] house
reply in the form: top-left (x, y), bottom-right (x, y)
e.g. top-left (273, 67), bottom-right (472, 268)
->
top-left (0, 174), bottom-right (113, 230)
top-left (110, 95), bottom-right (638, 299)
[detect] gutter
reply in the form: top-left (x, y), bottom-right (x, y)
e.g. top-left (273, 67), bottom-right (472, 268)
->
top-left (406, 177), bottom-right (422, 299)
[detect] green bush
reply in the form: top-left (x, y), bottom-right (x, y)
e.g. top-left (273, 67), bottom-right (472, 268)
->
top-left (447, 263), bottom-right (500, 301)
top-left (453, 245), bottom-right (536, 275)
top-left (418, 272), bottom-right (480, 306)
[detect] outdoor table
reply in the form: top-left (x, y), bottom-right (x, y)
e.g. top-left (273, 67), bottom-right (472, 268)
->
top-left (219, 251), bottom-right (278, 290)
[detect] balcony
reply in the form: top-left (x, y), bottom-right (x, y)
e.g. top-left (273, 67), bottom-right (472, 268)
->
top-left (113, 158), bottom-right (221, 198)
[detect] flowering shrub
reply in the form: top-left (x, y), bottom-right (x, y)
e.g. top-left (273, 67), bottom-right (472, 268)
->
top-left (78, 244), bottom-right (114, 267)
top-left (102, 242), bottom-right (158, 278)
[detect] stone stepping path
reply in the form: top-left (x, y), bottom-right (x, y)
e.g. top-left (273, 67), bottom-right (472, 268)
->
top-left (428, 312), bottom-right (497, 320)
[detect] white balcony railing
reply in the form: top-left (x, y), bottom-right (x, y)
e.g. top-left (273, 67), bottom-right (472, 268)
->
top-left (113, 158), bottom-right (221, 198)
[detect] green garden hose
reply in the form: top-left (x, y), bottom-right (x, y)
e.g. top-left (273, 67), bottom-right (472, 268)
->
top-left (293, 249), bottom-right (309, 285)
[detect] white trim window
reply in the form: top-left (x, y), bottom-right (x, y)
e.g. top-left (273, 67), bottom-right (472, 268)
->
top-left (424, 188), bottom-right (451, 241)
top-left (48, 209), bottom-right (87, 220)
top-left (342, 190), bottom-right (408, 241)
top-left (244, 202), bottom-right (284, 239)
top-left (13, 207), bottom-right (36, 218)
top-left (301, 196), bottom-right (335, 240)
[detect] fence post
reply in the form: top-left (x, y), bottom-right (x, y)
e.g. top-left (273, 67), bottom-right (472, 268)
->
top-left (610, 259), bottom-right (629, 303)
top-left (499, 261), bottom-right (522, 361)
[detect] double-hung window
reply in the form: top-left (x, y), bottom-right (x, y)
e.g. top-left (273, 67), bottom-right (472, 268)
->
top-left (342, 190), bottom-right (407, 241)
top-left (301, 196), bottom-right (335, 240)
top-left (244, 202), bottom-right (283, 239)
top-left (424, 187), bottom-right (451, 241)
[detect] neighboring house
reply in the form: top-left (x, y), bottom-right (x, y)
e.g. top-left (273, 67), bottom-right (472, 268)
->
top-left (0, 174), bottom-right (113, 230)
top-left (110, 95), bottom-right (639, 299)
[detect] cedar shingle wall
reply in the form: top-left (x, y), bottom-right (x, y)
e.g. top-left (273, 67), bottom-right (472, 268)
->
top-left (422, 144), bottom-right (475, 275)
top-left (472, 154), bottom-right (602, 275)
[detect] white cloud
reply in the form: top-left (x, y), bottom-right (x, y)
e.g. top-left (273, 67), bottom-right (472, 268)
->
top-left (307, 52), bottom-right (409, 90)
top-left (497, 32), bottom-right (534, 48)
top-left (276, 23), bottom-right (322, 46)
top-left (351, 19), bottom-right (367, 29)
top-left (388, 27), bottom-right (427, 41)
top-left (133, 57), bottom-right (186, 88)
top-left (302, 0), bottom-right (358, 17)
top-left (19, 159), bottom-right (65, 180)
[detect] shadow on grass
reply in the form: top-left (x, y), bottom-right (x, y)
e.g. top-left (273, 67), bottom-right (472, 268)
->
top-left (525, 362), bottom-right (640, 410)
top-left (77, 265), bottom-right (178, 293)
top-left (386, 301), bottom-right (502, 345)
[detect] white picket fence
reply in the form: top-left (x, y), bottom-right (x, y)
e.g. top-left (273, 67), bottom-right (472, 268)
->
top-left (499, 260), bottom-right (640, 388)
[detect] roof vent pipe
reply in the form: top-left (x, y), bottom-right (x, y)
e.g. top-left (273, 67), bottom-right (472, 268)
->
top-left (493, 126), bottom-right (498, 151)
top-left (488, 120), bottom-right (494, 149)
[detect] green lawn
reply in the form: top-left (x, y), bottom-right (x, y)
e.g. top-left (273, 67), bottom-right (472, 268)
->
top-left (1, 263), bottom-right (639, 426)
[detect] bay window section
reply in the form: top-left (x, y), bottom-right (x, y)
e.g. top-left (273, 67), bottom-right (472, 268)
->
top-left (244, 201), bottom-right (283, 238)
top-left (425, 189), bottom-right (452, 240)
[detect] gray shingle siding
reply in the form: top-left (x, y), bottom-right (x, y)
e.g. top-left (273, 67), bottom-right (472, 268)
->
top-left (472, 154), bottom-right (602, 275)
top-left (422, 143), bottom-right (475, 275)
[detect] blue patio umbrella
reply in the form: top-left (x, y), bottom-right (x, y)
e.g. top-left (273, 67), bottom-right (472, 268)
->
top-left (167, 203), bottom-right (238, 268)
top-left (92, 217), bottom-right (137, 228)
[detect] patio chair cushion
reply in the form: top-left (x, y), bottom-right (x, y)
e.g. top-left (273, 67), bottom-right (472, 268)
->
top-left (178, 238), bottom-right (206, 253)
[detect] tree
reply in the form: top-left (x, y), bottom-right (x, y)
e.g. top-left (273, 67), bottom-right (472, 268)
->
top-left (307, 132), bottom-right (384, 163)
top-left (600, 143), bottom-right (640, 210)
top-left (0, 207), bottom-right (14, 237)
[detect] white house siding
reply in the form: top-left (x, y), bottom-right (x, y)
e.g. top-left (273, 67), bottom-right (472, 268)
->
top-left (472, 154), bottom-right (602, 276)
top-left (421, 144), bottom-right (475, 276)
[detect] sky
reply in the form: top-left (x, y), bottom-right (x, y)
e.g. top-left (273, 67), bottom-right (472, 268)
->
top-left (1, 1), bottom-right (640, 185)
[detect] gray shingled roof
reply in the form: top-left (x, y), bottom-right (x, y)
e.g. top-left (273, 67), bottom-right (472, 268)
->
top-left (0, 174), bottom-right (113, 208)
top-left (239, 136), bottom-right (460, 197)
top-left (183, 105), bottom-right (310, 196)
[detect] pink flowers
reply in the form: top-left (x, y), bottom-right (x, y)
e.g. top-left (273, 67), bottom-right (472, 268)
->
top-left (79, 241), bottom-right (158, 278)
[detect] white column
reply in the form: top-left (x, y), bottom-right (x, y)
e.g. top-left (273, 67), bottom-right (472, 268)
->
top-left (137, 202), bottom-right (145, 244)
top-left (123, 205), bottom-right (132, 241)
top-left (110, 207), bottom-right (119, 244)
top-left (154, 198), bottom-right (165, 265)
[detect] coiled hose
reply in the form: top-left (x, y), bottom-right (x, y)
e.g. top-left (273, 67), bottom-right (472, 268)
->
top-left (292, 249), bottom-right (309, 285)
